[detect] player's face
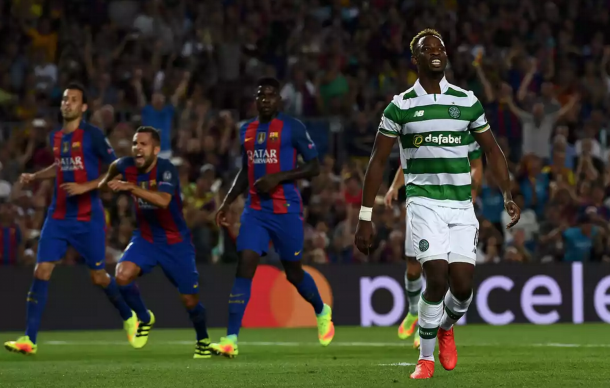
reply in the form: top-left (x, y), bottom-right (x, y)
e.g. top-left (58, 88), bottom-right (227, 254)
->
top-left (132, 133), bottom-right (160, 169)
top-left (413, 35), bottom-right (447, 74)
top-left (61, 89), bottom-right (87, 121)
top-left (256, 85), bottom-right (280, 117)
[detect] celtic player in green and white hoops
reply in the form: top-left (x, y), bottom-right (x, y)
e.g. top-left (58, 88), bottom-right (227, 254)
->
top-left (354, 29), bottom-right (520, 380)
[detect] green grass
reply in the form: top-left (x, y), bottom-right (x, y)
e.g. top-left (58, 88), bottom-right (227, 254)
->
top-left (1, 325), bottom-right (609, 387)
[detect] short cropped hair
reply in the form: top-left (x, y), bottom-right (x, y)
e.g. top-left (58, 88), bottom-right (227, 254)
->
top-left (136, 126), bottom-right (161, 144)
top-left (257, 77), bottom-right (281, 90)
top-left (65, 82), bottom-right (88, 104)
top-left (410, 28), bottom-right (443, 55)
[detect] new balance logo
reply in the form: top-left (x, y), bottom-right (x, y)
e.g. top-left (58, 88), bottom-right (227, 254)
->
top-left (413, 110), bottom-right (424, 117)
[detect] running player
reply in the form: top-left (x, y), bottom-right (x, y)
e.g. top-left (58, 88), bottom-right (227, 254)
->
top-left (4, 83), bottom-right (137, 355)
top-left (355, 29), bottom-right (520, 379)
top-left (385, 137), bottom-right (483, 349)
top-left (99, 126), bottom-right (211, 358)
top-left (211, 77), bottom-right (334, 358)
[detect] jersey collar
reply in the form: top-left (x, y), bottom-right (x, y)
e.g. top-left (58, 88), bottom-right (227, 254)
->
top-left (413, 76), bottom-right (449, 96)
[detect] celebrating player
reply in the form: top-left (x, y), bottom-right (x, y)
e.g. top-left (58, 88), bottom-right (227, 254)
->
top-left (385, 135), bottom-right (483, 350)
top-left (355, 29), bottom-right (520, 379)
top-left (4, 83), bottom-right (137, 355)
top-left (211, 77), bottom-right (333, 358)
top-left (98, 126), bottom-right (211, 358)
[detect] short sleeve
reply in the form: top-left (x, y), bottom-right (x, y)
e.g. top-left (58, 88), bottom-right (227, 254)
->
top-left (291, 120), bottom-right (318, 162)
top-left (378, 96), bottom-right (407, 138)
top-left (90, 127), bottom-right (117, 165)
top-left (48, 130), bottom-right (56, 147)
top-left (15, 226), bottom-right (22, 245)
top-left (115, 157), bottom-right (128, 175)
top-left (468, 96), bottom-right (490, 134)
top-left (157, 162), bottom-right (178, 195)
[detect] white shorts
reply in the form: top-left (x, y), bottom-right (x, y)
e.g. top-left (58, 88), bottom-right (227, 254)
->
top-left (405, 202), bottom-right (479, 265)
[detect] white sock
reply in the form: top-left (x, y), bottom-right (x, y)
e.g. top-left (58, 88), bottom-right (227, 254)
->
top-left (440, 290), bottom-right (473, 331)
top-left (418, 296), bottom-right (443, 361)
top-left (405, 273), bottom-right (422, 315)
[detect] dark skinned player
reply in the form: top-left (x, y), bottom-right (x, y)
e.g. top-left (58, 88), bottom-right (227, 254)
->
top-left (211, 77), bottom-right (334, 358)
top-left (354, 29), bottom-right (520, 379)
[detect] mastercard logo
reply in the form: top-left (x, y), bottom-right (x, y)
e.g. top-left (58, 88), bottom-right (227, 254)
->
top-left (242, 265), bottom-right (333, 328)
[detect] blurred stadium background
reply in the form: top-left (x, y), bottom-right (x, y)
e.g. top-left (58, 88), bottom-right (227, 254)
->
top-left (1, 0), bottom-right (610, 386)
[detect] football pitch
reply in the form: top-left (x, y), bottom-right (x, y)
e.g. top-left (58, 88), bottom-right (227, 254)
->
top-left (1, 325), bottom-right (609, 388)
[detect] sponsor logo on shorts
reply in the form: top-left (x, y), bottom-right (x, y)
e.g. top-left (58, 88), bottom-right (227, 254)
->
top-left (419, 239), bottom-right (429, 252)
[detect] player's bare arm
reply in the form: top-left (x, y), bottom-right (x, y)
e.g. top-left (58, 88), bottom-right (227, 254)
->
top-left (97, 160), bottom-right (123, 190)
top-left (470, 157), bottom-right (483, 201)
top-left (20, 163), bottom-right (57, 185)
top-left (385, 167), bottom-right (404, 207)
top-left (61, 170), bottom-right (111, 196)
top-left (472, 130), bottom-right (520, 228)
top-left (216, 150), bottom-right (250, 227)
top-left (355, 133), bottom-right (396, 253)
top-left (108, 180), bottom-right (172, 209)
top-left (254, 158), bottom-right (320, 194)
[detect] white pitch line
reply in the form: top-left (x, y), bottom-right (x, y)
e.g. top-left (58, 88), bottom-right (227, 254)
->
top-left (378, 363), bottom-right (416, 366)
top-left (39, 341), bottom-right (610, 348)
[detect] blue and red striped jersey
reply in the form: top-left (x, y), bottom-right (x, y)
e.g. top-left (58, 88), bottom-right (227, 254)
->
top-left (0, 224), bottom-right (22, 265)
top-left (240, 112), bottom-right (318, 214)
top-left (117, 157), bottom-right (190, 245)
top-left (49, 121), bottom-right (116, 222)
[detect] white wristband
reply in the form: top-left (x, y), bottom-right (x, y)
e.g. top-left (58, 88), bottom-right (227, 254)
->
top-left (359, 206), bottom-right (373, 221)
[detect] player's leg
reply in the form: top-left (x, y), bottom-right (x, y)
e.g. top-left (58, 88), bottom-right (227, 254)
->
top-left (437, 210), bottom-right (478, 371)
top-left (273, 214), bottom-right (334, 346)
top-left (4, 220), bottom-right (67, 355)
top-left (406, 203), bottom-right (450, 380)
top-left (115, 238), bottom-right (157, 348)
top-left (399, 256), bottom-right (422, 347)
top-left (160, 242), bottom-right (211, 359)
top-left (71, 222), bottom-right (136, 338)
top-left (211, 210), bottom-right (269, 357)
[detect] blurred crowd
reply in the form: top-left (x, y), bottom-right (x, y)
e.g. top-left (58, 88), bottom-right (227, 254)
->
top-left (1, 0), bottom-right (610, 266)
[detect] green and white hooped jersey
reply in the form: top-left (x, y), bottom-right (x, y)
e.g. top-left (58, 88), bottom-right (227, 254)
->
top-left (379, 77), bottom-right (488, 209)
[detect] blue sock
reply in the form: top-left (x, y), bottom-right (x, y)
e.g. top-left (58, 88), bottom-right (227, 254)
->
top-left (188, 303), bottom-right (209, 341)
top-left (227, 277), bottom-right (252, 337)
top-left (102, 276), bottom-right (133, 321)
top-left (119, 282), bottom-right (151, 323)
top-left (295, 271), bottom-right (324, 315)
top-left (25, 279), bottom-right (49, 344)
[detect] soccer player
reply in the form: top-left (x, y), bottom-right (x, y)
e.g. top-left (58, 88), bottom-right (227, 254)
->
top-left (354, 29), bottom-right (520, 379)
top-left (385, 137), bottom-right (483, 350)
top-left (98, 126), bottom-right (211, 358)
top-left (211, 77), bottom-right (334, 358)
top-left (4, 83), bottom-right (137, 355)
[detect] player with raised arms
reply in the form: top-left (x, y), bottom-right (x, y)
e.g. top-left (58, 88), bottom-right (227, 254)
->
top-left (5, 83), bottom-right (138, 355)
top-left (211, 77), bottom-right (334, 358)
top-left (98, 126), bottom-right (211, 358)
top-left (385, 135), bottom-right (483, 349)
top-left (355, 29), bottom-right (520, 379)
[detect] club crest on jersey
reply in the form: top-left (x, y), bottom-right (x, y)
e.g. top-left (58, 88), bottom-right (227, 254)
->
top-left (62, 142), bottom-right (69, 153)
top-left (72, 142), bottom-right (81, 150)
top-left (257, 132), bottom-right (266, 144)
top-left (448, 106), bottom-right (461, 119)
top-left (270, 132), bottom-right (279, 141)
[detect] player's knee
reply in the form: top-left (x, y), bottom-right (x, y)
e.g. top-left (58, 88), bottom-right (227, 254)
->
top-left (450, 284), bottom-right (473, 302)
top-left (405, 257), bottom-right (421, 280)
top-left (115, 272), bottom-right (135, 286)
top-left (33, 263), bottom-right (55, 281)
top-left (180, 294), bottom-right (199, 310)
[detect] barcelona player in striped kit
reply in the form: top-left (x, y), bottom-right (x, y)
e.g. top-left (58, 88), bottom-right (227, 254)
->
top-left (99, 126), bottom-right (211, 358)
top-left (4, 83), bottom-right (137, 355)
top-left (211, 78), bottom-right (334, 358)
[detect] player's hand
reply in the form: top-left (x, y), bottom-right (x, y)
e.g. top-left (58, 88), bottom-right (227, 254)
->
top-left (355, 220), bottom-right (375, 254)
top-left (254, 175), bottom-right (281, 194)
top-left (384, 186), bottom-right (399, 207)
top-left (504, 200), bottom-right (521, 229)
top-left (215, 204), bottom-right (230, 227)
top-left (60, 183), bottom-right (89, 196)
top-left (107, 180), bottom-right (135, 192)
top-left (19, 173), bottom-right (35, 185)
